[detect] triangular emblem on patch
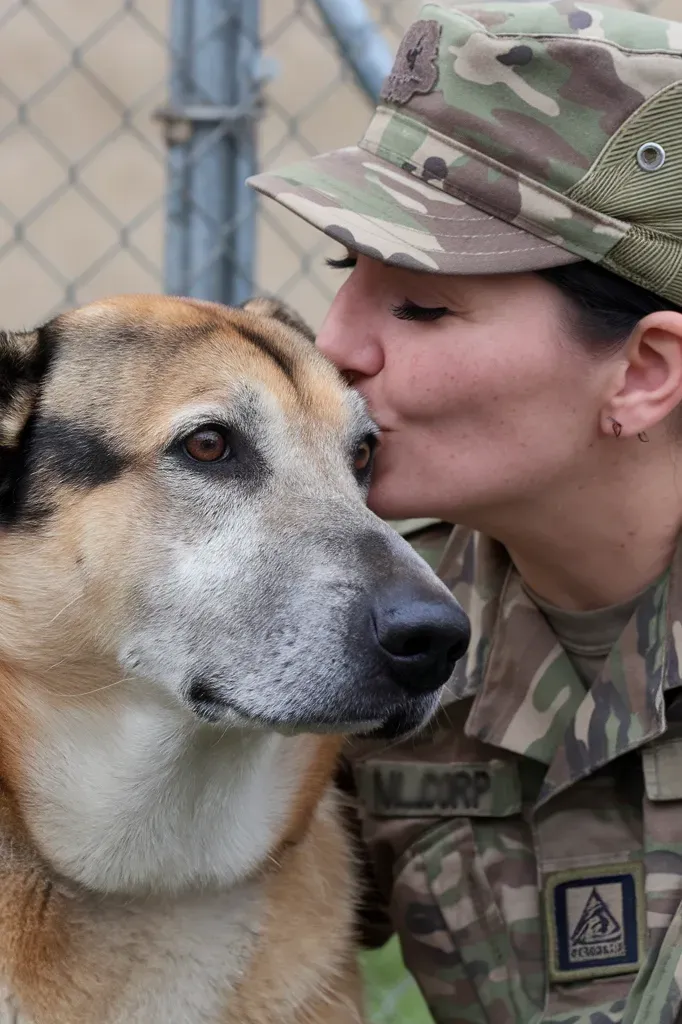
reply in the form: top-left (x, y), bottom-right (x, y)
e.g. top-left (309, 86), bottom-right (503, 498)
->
top-left (544, 863), bottom-right (645, 982)
top-left (571, 888), bottom-right (622, 947)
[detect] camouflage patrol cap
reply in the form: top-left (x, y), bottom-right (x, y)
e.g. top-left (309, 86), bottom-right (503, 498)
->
top-left (248, 2), bottom-right (682, 306)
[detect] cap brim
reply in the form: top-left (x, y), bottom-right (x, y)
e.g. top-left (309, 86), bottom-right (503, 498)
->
top-left (248, 145), bottom-right (581, 275)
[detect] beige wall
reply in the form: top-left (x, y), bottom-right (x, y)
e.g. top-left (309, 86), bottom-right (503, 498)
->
top-left (0, 0), bottom-right (678, 332)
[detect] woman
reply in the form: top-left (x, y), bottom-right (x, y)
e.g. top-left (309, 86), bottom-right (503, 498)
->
top-left (248, 2), bottom-right (682, 1022)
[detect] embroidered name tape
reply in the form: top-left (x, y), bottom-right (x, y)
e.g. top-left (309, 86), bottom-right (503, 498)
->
top-left (545, 862), bottom-right (645, 983)
top-left (355, 759), bottom-right (521, 818)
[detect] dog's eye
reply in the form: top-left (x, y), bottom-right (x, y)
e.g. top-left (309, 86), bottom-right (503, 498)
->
top-left (183, 427), bottom-right (230, 463)
top-left (353, 437), bottom-right (376, 474)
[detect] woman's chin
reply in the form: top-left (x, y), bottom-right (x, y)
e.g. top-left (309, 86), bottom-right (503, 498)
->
top-left (366, 484), bottom-right (392, 519)
top-left (367, 483), bottom-right (417, 522)
top-left (367, 480), bottom-right (448, 523)
top-left (367, 459), bottom-right (441, 521)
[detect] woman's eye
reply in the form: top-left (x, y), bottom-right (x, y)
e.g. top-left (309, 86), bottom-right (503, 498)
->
top-left (182, 427), bottom-right (231, 463)
top-left (390, 299), bottom-right (451, 322)
top-left (326, 254), bottom-right (357, 270)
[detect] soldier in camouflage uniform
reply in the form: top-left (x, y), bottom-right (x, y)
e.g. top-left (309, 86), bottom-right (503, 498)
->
top-left (249, 3), bottom-right (682, 1022)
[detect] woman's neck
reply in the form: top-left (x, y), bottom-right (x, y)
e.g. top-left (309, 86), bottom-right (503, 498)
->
top-left (472, 446), bottom-right (682, 611)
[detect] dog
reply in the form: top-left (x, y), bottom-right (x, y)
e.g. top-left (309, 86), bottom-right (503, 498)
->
top-left (0, 294), bottom-right (469, 1023)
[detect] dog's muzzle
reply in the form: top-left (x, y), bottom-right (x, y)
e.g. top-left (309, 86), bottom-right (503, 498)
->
top-left (183, 575), bottom-right (470, 736)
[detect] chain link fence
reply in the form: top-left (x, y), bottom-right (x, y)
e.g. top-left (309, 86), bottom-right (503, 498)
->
top-left (0, 0), bottom-right (679, 334)
top-left (0, 0), bottom-right (169, 329)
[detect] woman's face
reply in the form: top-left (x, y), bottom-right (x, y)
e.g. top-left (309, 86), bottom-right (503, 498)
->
top-left (316, 255), bottom-right (616, 525)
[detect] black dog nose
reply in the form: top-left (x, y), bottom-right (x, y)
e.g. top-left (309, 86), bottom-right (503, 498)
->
top-left (372, 585), bottom-right (470, 693)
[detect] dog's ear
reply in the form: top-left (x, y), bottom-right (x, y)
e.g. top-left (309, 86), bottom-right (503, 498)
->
top-left (0, 327), bottom-right (51, 449)
top-left (241, 296), bottom-right (316, 344)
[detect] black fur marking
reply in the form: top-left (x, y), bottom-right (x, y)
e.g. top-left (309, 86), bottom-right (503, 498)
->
top-left (0, 416), bottom-right (52, 528)
top-left (265, 303), bottom-right (316, 344)
top-left (0, 346), bottom-right (30, 407)
top-left (0, 325), bottom-right (54, 412)
top-left (33, 417), bottom-right (129, 489)
top-left (0, 328), bottom-right (50, 394)
top-left (240, 297), bottom-right (316, 345)
top-left (238, 325), bottom-right (297, 382)
top-left (187, 678), bottom-right (227, 722)
top-left (0, 414), bottom-right (130, 528)
top-left (0, 324), bottom-right (59, 526)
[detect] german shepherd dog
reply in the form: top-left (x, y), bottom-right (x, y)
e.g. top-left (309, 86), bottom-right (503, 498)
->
top-left (0, 294), bottom-right (469, 1023)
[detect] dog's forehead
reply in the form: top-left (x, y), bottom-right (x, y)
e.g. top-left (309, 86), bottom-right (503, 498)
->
top-left (61, 294), bottom-right (295, 364)
top-left (71, 294), bottom-right (228, 327)
top-left (49, 295), bottom-right (362, 446)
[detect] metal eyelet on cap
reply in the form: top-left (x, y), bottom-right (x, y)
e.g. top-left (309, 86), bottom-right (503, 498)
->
top-left (637, 142), bottom-right (666, 172)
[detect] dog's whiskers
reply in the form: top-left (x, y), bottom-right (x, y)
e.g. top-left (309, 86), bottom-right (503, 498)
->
top-left (45, 594), bottom-right (82, 628)
top-left (59, 675), bottom-right (134, 699)
top-left (45, 637), bottom-right (89, 673)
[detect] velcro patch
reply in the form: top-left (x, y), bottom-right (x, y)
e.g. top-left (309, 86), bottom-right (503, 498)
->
top-left (380, 20), bottom-right (442, 105)
top-left (545, 863), bottom-right (645, 983)
top-left (355, 759), bottom-right (521, 818)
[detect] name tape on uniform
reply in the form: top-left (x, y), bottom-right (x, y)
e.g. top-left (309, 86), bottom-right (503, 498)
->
top-left (355, 759), bottom-right (522, 818)
top-left (545, 862), bottom-right (645, 983)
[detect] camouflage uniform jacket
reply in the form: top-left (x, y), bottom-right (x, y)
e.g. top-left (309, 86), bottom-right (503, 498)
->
top-left (350, 522), bottom-right (682, 1024)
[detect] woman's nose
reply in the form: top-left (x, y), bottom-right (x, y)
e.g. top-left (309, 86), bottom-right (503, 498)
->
top-left (316, 281), bottom-right (384, 380)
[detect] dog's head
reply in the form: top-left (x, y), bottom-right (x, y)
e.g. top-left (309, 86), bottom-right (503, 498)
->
top-left (0, 295), bottom-right (469, 738)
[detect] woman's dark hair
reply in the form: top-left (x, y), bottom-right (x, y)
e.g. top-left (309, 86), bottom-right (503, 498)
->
top-left (537, 262), bottom-right (682, 356)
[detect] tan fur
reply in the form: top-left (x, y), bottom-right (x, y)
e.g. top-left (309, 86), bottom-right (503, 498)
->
top-left (0, 296), bottom-right (367, 1023)
top-left (0, 765), bottom-right (361, 1024)
top-left (229, 791), bottom-right (363, 1024)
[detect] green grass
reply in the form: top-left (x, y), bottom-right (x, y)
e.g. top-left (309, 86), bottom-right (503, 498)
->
top-left (359, 935), bottom-right (435, 1024)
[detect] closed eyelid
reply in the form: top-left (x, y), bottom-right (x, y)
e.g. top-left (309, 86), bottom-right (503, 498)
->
top-left (325, 248), bottom-right (358, 270)
top-left (390, 299), bottom-right (454, 322)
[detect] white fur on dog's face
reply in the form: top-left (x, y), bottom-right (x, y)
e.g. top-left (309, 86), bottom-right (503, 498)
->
top-left (115, 380), bottom-right (451, 736)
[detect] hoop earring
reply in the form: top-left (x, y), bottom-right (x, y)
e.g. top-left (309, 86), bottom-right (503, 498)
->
top-left (638, 431), bottom-right (650, 443)
top-left (609, 417), bottom-right (622, 438)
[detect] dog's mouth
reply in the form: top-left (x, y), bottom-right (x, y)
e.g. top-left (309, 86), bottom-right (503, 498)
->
top-left (186, 678), bottom-right (437, 738)
top-left (186, 679), bottom-right (237, 724)
top-left (357, 708), bottom-right (427, 741)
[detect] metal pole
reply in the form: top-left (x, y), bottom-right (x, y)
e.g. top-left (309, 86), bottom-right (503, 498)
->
top-left (162, 0), bottom-right (260, 304)
top-left (163, 0), bottom-right (191, 298)
top-left (312, 0), bottom-right (393, 103)
top-left (231, 0), bottom-right (259, 306)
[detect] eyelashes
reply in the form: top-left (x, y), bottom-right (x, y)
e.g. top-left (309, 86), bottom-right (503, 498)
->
top-left (325, 255), bottom-right (357, 270)
top-left (326, 253), bottom-right (454, 322)
top-left (389, 299), bottom-right (451, 322)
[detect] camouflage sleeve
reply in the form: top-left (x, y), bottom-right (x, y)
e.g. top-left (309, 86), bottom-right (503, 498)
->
top-left (335, 521), bottom-right (454, 949)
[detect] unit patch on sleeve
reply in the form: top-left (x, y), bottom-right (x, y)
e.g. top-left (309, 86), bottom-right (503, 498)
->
top-left (544, 862), bottom-right (645, 983)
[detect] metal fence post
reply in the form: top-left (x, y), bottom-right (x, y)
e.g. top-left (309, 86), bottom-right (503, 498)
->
top-left (312, 0), bottom-right (393, 103)
top-left (162, 0), bottom-right (260, 305)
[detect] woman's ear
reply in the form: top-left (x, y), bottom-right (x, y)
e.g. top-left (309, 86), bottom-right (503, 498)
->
top-left (600, 311), bottom-right (682, 438)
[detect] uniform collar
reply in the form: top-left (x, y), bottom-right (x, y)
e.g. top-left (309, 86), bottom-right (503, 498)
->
top-left (439, 528), bottom-right (682, 803)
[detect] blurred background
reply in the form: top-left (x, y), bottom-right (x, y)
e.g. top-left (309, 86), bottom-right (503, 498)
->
top-left (1, 0), bottom-right (679, 334)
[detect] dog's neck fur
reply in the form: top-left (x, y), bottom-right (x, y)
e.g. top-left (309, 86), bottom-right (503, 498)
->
top-left (1, 669), bottom-right (305, 896)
